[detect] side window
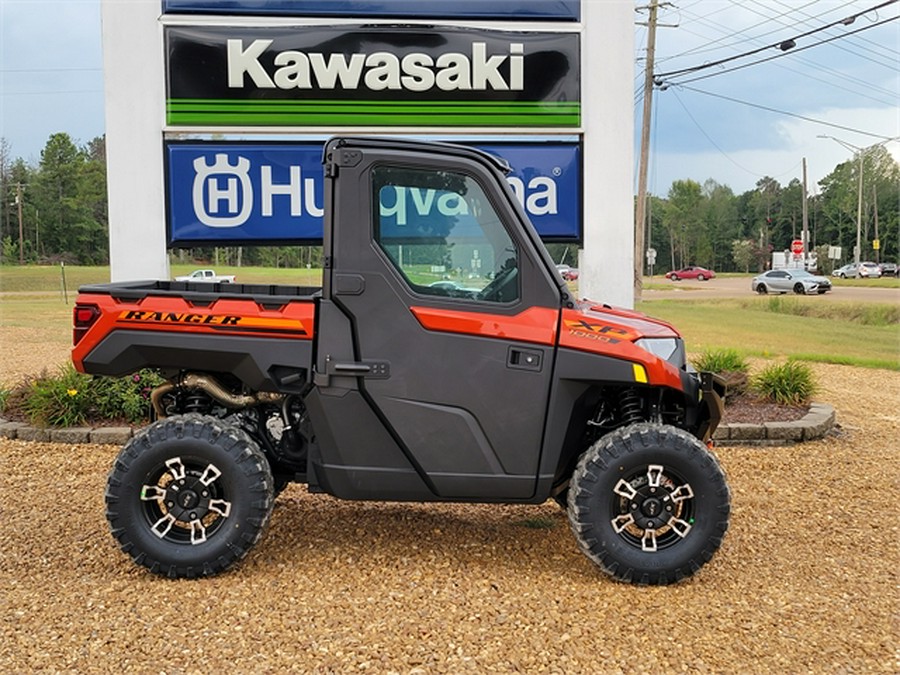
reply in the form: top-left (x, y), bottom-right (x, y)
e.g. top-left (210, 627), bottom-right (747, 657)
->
top-left (372, 165), bottom-right (519, 303)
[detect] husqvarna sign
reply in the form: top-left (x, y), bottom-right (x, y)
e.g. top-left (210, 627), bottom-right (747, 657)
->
top-left (166, 142), bottom-right (581, 244)
top-left (165, 26), bottom-right (580, 128)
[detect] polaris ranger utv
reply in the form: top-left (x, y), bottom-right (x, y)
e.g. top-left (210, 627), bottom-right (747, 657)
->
top-left (73, 137), bottom-right (729, 584)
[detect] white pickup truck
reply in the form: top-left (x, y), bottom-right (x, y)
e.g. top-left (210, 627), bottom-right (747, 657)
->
top-left (174, 269), bottom-right (236, 283)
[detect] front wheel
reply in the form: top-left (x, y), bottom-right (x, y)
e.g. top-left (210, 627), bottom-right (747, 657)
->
top-left (756, 284), bottom-right (767, 294)
top-left (567, 423), bottom-right (730, 585)
top-left (105, 414), bottom-right (275, 578)
top-left (697, 274), bottom-right (706, 281)
top-left (793, 283), bottom-right (806, 295)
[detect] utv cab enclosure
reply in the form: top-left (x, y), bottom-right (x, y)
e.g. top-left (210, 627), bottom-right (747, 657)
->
top-left (73, 137), bottom-right (730, 585)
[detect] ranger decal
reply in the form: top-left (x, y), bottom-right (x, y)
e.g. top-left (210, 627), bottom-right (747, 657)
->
top-left (118, 310), bottom-right (307, 335)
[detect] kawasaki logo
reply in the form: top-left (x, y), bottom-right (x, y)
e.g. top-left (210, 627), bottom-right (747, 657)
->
top-left (228, 39), bottom-right (525, 92)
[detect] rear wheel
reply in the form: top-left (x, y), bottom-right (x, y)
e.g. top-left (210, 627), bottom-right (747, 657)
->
top-left (105, 414), bottom-right (274, 578)
top-left (567, 423), bottom-right (730, 585)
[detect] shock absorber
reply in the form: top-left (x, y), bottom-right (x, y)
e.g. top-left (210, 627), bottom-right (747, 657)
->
top-left (184, 390), bottom-right (211, 414)
top-left (619, 388), bottom-right (644, 425)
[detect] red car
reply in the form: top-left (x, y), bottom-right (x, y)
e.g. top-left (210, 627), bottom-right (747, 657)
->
top-left (666, 266), bottom-right (716, 281)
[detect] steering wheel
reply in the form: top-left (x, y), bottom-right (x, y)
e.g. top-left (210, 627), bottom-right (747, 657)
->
top-left (478, 265), bottom-right (518, 302)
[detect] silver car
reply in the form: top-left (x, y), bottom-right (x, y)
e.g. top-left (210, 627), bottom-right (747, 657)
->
top-left (751, 269), bottom-right (832, 295)
top-left (832, 262), bottom-right (882, 278)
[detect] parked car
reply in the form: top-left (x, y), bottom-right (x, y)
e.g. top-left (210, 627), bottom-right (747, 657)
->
top-left (666, 265), bottom-right (715, 281)
top-left (878, 262), bottom-right (898, 277)
top-left (174, 269), bottom-right (236, 283)
top-left (555, 264), bottom-right (579, 281)
top-left (832, 262), bottom-right (882, 279)
top-left (752, 269), bottom-right (832, 295)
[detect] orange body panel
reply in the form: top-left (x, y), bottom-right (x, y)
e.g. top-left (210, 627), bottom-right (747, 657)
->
top-left (409, 305), bottom-right (559, 346)
top-left (72, 292), bottom-right (315, 373)
top-left (559, 307), bottom-right (684, 390)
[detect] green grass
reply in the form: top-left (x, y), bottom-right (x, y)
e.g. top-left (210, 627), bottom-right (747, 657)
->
top-left (637, 298), bottom-right (900, 370)
top-left (0, 264), bottom-right (111, 293)
top-left (0, 263), bottom-right (323, 294)
top-left (169, 264), bottom-right (323, 287)
top-left (828, 276), bottom-right (900, 289)
top-left (2, 264), bottom-right (898, 372)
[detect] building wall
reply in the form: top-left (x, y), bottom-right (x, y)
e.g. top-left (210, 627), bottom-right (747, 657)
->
top-left (101, 0), bottom-right (635, 307)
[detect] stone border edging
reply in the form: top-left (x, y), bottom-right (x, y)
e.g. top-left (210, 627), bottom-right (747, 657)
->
top-left (0, 421), bottom-right (133, 445)
top-left (1, 403), bottom-right (836, 448)
top-left (712, 402), bottom-right (835, 446)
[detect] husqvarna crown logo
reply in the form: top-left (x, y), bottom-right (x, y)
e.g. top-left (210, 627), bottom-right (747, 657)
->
top-left (192, 155), bottom-right (252, 227)
top-left (191, 153), bottom-right (322, 228)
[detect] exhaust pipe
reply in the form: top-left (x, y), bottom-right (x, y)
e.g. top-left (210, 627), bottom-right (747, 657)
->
top-left (150, 373), bottom-right (283, 419)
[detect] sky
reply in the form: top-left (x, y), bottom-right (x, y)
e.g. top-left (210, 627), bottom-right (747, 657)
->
top-left (0, 0), bottom-right (897, 196)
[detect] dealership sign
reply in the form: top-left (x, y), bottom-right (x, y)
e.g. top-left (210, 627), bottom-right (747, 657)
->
top-left (162, 1), bottom-right (580, 21)
top-left (166, 142), bottom-right (581, 244)
top-left (165, 26), bottom-right (580, 127)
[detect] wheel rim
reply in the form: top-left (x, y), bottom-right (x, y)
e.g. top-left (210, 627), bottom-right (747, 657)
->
top-left (757, 285), bottom-right (767, 294)
top-left (609, 464), bottom-right (695, 552)
top-left (139, 456), bottom-right (232, 545)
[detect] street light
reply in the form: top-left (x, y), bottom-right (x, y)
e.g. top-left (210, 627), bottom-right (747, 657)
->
top-left (817, 135), bottom-right (898, 264)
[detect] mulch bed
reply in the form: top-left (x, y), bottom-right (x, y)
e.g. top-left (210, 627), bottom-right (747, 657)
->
top-left (723, 393), bottom-right (808, 424)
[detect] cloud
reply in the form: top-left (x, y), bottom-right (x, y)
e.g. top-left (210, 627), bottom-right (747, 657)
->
top-left (648, 103), bottom-right (899, 195)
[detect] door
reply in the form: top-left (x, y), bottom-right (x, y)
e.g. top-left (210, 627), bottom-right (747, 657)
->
top-left (320, 140), bottom-right (562, 499)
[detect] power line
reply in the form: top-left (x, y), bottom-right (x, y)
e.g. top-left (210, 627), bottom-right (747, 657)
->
top-left (670, 88), bottom-right (803, 181)
top-left (676, 84), bottom-right (898, 140)
top-left (655, 0), bottom-right (898, 80)
top-left (669, 0), bottom-right (898, 76)
top-left (657, 0), bottom-right (821, 64)
top-left (663, 14), bottom-right (900, 87)
top-left (742, 0), bottom-right (899, 70)
top-left (655, 1), bottom-right (899, 103)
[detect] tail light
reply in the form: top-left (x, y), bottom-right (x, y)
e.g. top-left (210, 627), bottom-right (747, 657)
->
top-left (73, 304), bottom-right (100, 345)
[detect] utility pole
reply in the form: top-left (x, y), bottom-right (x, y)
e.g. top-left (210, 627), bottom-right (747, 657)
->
top-left (634, 1), bottom-right (675, 300)
top-left (16, 182), bottom-right (24, 265)
top-left (801, 157), bottom-right (809, 268)
top-left (634, 0), bottom-right (660, 302)
top-left (872, 184), bottom-right (879, 264)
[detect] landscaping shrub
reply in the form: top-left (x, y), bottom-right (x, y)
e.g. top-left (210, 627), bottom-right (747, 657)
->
top-left (693, 348), bottom-right (750, 396)
top-left (3, 365), bottom-right (163, 428)
top-left (751, 360), bottom-right (817, 406)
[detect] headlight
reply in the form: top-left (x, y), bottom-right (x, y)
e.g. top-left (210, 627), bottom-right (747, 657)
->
top-left (634, 337), bottom-right (686, 368)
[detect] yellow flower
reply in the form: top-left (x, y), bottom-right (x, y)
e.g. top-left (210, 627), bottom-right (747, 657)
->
top-left (67, 388), bottom-right (78, 396)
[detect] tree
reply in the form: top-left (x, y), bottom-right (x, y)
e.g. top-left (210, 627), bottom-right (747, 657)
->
top-left (30, 133), bottom-right (108, 263)
top-left (663, 179), bottom-right (705, 269)
top-left (731, 239), bottom-right (755, 273)
top-left (702, 180), bottom-right (739, 272)
top-left (818, 145), bottom-right (900, 264)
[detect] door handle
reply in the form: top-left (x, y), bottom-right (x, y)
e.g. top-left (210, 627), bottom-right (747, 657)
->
top-left (330, 360), bottom-right (390, 378)
top-left (508, 348), bottom-right (543, 372)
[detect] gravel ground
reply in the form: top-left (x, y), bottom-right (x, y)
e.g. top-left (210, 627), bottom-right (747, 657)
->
top-left (1, 339), bottom-right (898, 672)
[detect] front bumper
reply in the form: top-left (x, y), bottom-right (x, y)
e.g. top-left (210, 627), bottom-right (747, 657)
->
top-left (697, 371), bottom-right (726, 442)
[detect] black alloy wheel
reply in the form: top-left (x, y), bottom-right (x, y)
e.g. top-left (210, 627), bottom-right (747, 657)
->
top-left (105, 414), bottom-right (274, 578)
top-left (567, 423), bottom-right (730, 585)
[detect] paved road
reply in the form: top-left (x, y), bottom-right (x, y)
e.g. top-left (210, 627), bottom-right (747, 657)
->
top-left (642, 275), bottom-right (900, 304)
